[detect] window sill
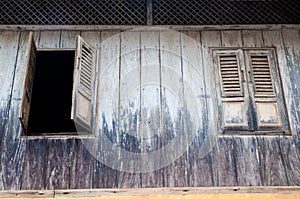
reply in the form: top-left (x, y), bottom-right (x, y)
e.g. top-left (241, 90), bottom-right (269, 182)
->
top-left (219, 130), bottom-right (292, 136)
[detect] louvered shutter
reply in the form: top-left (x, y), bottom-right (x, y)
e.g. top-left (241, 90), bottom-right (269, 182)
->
top-left (71, 36), bottom-right (96, 133)
top-left (19, 32), bottom-right (37, 132)
top-left (213, 50), bottom-right (249, 131)
top-left (246, 50), bottom-right (289, 131)
top-left (219, 54), bottom-right (244, 97)
top-left (251, 55), bottom-right (275, 97)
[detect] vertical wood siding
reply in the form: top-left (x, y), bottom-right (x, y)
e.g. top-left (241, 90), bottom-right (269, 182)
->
top-left (0, 29), bottom-right (299, 190)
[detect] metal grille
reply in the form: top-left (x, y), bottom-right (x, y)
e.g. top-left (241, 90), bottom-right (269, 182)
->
top-left (0, 0), bottom-right (300, 25)
top-left (153, 0), bottom-right (300, 25)
top-left (0, 0), bottom-right (147, 25)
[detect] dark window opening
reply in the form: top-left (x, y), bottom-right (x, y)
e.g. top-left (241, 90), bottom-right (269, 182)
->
top-left (27, 51), bottom-right (77, 135)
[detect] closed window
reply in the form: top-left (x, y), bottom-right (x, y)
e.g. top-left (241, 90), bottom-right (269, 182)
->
top-left (212, 49), bottom-right (290, 135)
top-left (19, 32), bottom-right (97, 135)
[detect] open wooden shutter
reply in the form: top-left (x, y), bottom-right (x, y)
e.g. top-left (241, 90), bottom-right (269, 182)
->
top-left (71, 36), bottom-right (96, 133)
top-left (213, 50), bottom-right (249, 131)
top-left (19, 32), bottom-right (37, 132)
top-left (246, 50), bottom-right (288, 131)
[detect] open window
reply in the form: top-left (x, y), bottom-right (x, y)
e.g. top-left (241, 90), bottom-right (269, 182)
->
top-left (19, 33), bottom-right (97, 135)
top-left (212, 48), bottom-right (290, 135)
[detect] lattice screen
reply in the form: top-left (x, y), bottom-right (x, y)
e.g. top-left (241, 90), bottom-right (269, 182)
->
top-left (1, 0), bottom-right (147, 25)
top-left (1, 0), bottom-right (299, 25)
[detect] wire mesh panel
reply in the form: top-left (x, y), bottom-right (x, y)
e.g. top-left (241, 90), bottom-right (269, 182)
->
top-left (0, 0), bottom-right (147, 25)
top-left (0, 0), bottom-right (300, 25)
top-left (152, 0), bottom-right (300, 25)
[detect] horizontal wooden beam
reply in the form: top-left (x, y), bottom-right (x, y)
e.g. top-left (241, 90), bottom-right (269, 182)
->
top-left (0, 186), bottom-right (300, 198)
top-left (0, 24), bottom-right (300, 31)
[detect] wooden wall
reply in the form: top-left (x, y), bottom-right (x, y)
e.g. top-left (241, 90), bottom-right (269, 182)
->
top-left (0, 29), bottom-right (300, 190)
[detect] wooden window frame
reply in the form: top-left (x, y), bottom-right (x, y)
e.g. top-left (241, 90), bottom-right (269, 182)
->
top-left (19, 33), bottom-right (98, 136)
top-left (212, 48), bottom-right (291, 135)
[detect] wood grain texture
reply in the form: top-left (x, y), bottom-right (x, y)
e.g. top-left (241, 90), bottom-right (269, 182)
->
top-left (21, 139), bottom-right (47, 190)
top-left (160, 30), bottom-right (186, 187)
top-left (213, 30), bottom-right (244, 186)
top-left (2, 24), bottom-right (300, 31)
top-left (233, 137), bottom-right (261, 186)
top-left (140, 31), bottom-right (163, 187)
top-left (200, 30), bottom-right (221, 186)
top-left (182, 31), bottom-right (213, 186)
top-left (60, 31), bottom-right (80, 48)
top-left (69, 31), bottom-right (101, 189)
top-left (0, 31), bottom-right (20, 150)
top-left (38, 31), bottom-right (61, 48)
top-left (70, 139), bottom-right (95, 189)
top-left (256, 137), bottom-right (289, 185)
top-left (234, 31), bottom-right (264, 186)
top-left (1, 28), bottom-right (300, 190)
top-left (262, 30), bottom-right (299, 185)
top-left (118, 31), bottom-right (141, 188)
top-left (94, 31), bottom-right (120, 188)
top-left (262, 30), bottom-right (298, 134)
top-left (45, 139), bottom-right (72, 189)
top-left (241, 30), bottom-right (264, 47)
top-left (221, 31), bottom-right (242, 48)
top-left (281, 30), bottom-right (300, 135)
top-left (1, 32), bottom-right (29, 190)
top-left (2, 187), bottom-right (300, 198)
top-left (279, 137), bottom-right (300, 185)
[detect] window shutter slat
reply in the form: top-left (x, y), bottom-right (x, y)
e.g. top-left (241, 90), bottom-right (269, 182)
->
top-left (219, 54), bottom-right (244, 97)
top-left (251, 55), bottom-right (275, 96)
top-left (19, 32), bottom-right (36, 133)
top-left (71, 35), bottom-right (96, 133)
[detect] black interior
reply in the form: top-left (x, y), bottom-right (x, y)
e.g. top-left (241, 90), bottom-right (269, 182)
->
top-left (27, 50), bottom-right (77, 135)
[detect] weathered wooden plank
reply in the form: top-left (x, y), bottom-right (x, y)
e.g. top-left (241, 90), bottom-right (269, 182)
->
top-left (33, 32), bottom-right (40, 47)
top-left (262, 30), bottom-right (298, 185)
top-left (68, 31), bottom-right (100, 189)
top-left (280, 29), bottom-right (300, 185)
top-left (279, 137), bottom-right (300, 185)
top-left (202, 30), bottom-right (232, 187)
top-left (0, 190), bottom-right (54, 198)
top-left (38, 31), bottom-right (61, 48)
top-left (233, 137), bottom-right (262, 186)
top-left (3, 24), bottom-right (300, 31)
top-left (231, 30), bottom-right (264, 186)
top-left (117, 31), bottom-right (141, 188)
top-left (21, 139), bottom-right (47, 190)
top-left (281, 30), bottom-right (300, 135)
top-left (80, 31), bottom-right (102, 48)
top-left (0, 31), bottom-right (20, 148)
top-left (221, 31), bottom-right (242, 47)
top-left (213, 30), bottom-right (243, 186)
top-left (45, 139), bottom-right (72, 189)
top-left (94, 31), bottom-right (120, 188)
top-left (70, 139), bottom-right (95, 189)
top-left (159, 30), bottom-right (186, 187)
top-left (262, 30), bottom-right (297, 133)
top-left (241, 30), bottom-right (264, 47)
top-left (60, 31), bottom-right (80, 48)
top-left (200, 30), bottom-right (222, 186)
top-left (1, 32), bottom-right (30, 190)
top-left (2, 187), bottom-right (300, 198)
top-left (181, 31), bottom-right (213, 186)
top-left (140, 31), bottom-right (163, 187)
top-left (256, 137), bottom-right (289, 185)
